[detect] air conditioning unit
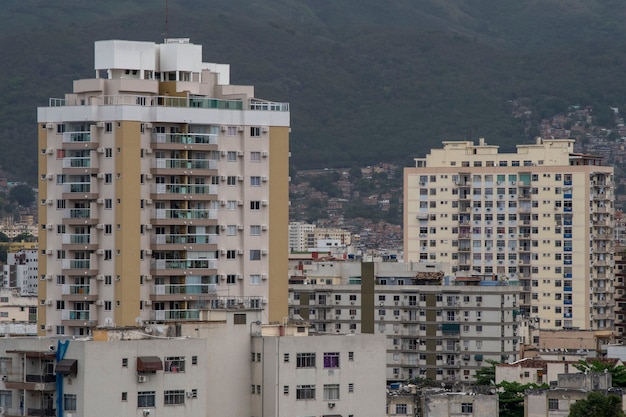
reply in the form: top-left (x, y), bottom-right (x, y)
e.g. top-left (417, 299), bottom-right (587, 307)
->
top-left (46, 123), bottom-right (54, 129)
top-left (220, 225), bottom-right (227, 231)
top-left (261, 274), bottom-right (268, 280)
top-left (261, 200), bottom-right (268, 206)
top-left (144, 300), bottom-right (152, 306)
top-left (186, 391), bottom-right (195, 398)
top-left (144, 275), bottom-right (152, 281)
top-left (145, 148), bottom-right (153, 154)
top-left (46, 173), bottom-right (54, 180)
top-left (328, 403), bottom-right (336, 408)
top-left (237, 225), bottom-right (244, 230)
top-left (46, 300), bottom-right (53, 306)
top-left (220, 176), bottom-right (226, 181)
top-left (46, 148), bottom-right (54, 155)
top-left (219, 274), bottom-right (226, 280)
top-left (221, 126), bottom-right (227, 132)
top-left (220, 150), bottom-right (227, 157)
top-left (95, 300), bottom-right (104, 306)
top-left (262, 127), bottom-right (269, 133)
top-left (220, 200), bottom-right (226, 206)
top-left (237, 176), bottom-right (244, 181)
top-left (237, 126), bottom-right (244, 132)
top-left (261, 151), bottom-right (269, 157)
top-left (96, 275), bottom-right (104, 281)
top-left (46, 224), bottom-right (54, 230)
top-left (96, 173), bottom-right (105, 179)
top-left (96, 249), bottom-right (105, 255)
top-left (145, 224), bottom-right (153, 230)
top-left (46, 199), bottom-right (54, 205)
top-left (145, 174), bottom-right (153, 180)
top-left (145, 249), bottom-right (152, 255)
top-left (45, 325), bottom-right (53, 331)
top-left (46, 249), bottom-right (53, 255)
top-left (261, 225), bottom-right (268, 231)
top-left (262, 176), bottom-right (268, 182)
top-left (96, 121), bottom-right (106, 128)
top-left (237, 275), bottom-right (243, 280)
top-left (96, 198), bottom-right (105, 204)
top-left (237, 249), bottom-right (244, 255)
top-left (96, 147), bottom-right (105, 154)
top-left (46, 275), bottom-right (53, 280)
top-left (145, 123), bottom-right (153, 129)
top-left (137, 375), bottom-right (149, 383)
top-left (145, 199), bottom-right (153, 205)
top-left (261, 249), bottom-right (268, 255)
top-left (96, 224), bottom-right (105, 229)
top-left (237, 151), bottom-right (244, 157)
top-left (237, 200), bottom-right (244, 206)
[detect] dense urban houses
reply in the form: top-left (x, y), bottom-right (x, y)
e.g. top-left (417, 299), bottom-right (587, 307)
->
top-left (404, 138), bottom-right (615, 331)
top-left (37, 38), bottom-right (290, 335)
top-left (288, 260), bottom-right (519, 383)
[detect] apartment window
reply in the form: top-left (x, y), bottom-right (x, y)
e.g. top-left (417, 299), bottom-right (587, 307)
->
top-left (121, 392), bottom-right (127, 401)
top-left (64, 394), bottom-right (77, 411)
top-left (104, 122), bottom-right (113, 132)
top-left (323, 384), bottom-right (340, 401)
top-left (226, 274), bottom-right (236, 284)
top-left (164, 357), bottom-right (185, 373)
top-left (283, 385), bottom-right (289, 394)
top-left (138, 391), bottom-right (156, 407)
top-left (348, 383), bottom-right (354, 393)
top-left (56, 326), bottom-right (65, 335)
top-left (227, 200), bottom-right (237, 210)
top-left (250, 127), bottom-right (261, 137)
top-left (164, 390), bottom-right (185, 405)
top-left (56, 300), bottom-right (65, 310)
top-left (548, 399), bottom-right (559, 410)
top-left (396, 404), bottom-right (408, 414)
top-left (226, 151), bottom-right (237, 161)
top-left (105, 199), bottom-right (113, 209)
top-left (226, 225), bottom-right (237, 236)
top-left (250, 250), bottom-right (261, 261)
top-left (105, 275), bottom-right (112, 285)
top-left (104, 301), bottom-right (112, 311)
top-left (324, 352), bottom-right (340, 368)
top-left (296, 353), bottom-right (316, 368)
top-left (250, 225), bottom-right (261, 235)
top-left (105, 224), bottom-right (112, 234)
top-left (227, 176), bottom-right (237, 185)
top-left (227, 126), bottom-right (237, 136)
top-left (251, 151), bottom-right (261, 162)
top-left (296, 385), bottom-right (316, 400)
top-left (461, 403), bottom-right (473, 413)
top-left (104, 173), bottom-right (112, 184)
top-left (105, 148), bottom-right (113, 157)
top-left (250, 201), bottom-right (261, 210)
top-left (250, 176), bottom-right (261, 186)
top-left (104, 250), bottom-right (112, 260)
top-left (250, 275), bottom-right (261, 285)
top-left (226, 250), bottom-right (236, 259)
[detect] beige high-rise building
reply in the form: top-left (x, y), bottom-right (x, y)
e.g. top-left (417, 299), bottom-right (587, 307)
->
top-left (37, 39), bottom-right (290, 335)
top-left (404, 138), bottom-right (615, 331)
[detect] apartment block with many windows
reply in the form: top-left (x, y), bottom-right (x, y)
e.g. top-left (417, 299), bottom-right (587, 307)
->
top-left (404, 138), bottom-right (615, 331)
top-left (37, 39), bottom-right (290, 335)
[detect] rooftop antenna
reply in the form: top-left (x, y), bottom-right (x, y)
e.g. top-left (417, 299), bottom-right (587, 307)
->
top-left (165, 0), bottom-right (169, 40)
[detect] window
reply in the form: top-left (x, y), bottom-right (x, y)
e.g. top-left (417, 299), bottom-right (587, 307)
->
top-left (226, 250), bottom-right (236, 259)
top-left (296, 385), bottom-right (315, 400)
top-left (164, 357), bottom-right (185, 373)
top-left (138, 391), bottom-right (156, 407)
top-left (121, 392), bottom-right (127, 401)
top-left (396, 404), bottom-right (408, 414)
top-left (250, 127), bottom-right (261, 137)
top-left (250, 274), bottom-right (261, 285)
top-left (296, 353), bottom-right (316, 368)
top-left (164, 390), bottom-right (185, 405)
top-left (461, 403), bottom-right (473, 413)
top-left (226, 274), bottom-right (236, 284)
top-left (250, 201), bottom-right (261, 210)
top-left (226, 151), bottom-right (237, 161)
top-left (250, 225), bottom-right (261, 235)
top-left (227, 176), bottom-right (237, 185)
top-left (226, 225), bottom-right (237, 236)
top-left (227, 126), bottom-right (237, 136)
top-left (64, 394), bottom-right (77, 411)
top-left (251, 151), bottom-right (261, 162)
top-left (250, 250), bottom-right (261, 261)
top-left (348, 383), bottom-right (354, 393)
top-left (122, 358), bottom-right (128, 367)
top-left (105, 122), bottom-right (113, 132)
top-left (324, 352), bottom-right (340, 368)
top-left (191, 356), bottom-right (198, 365)
top-left (284, 353), bottom-right (290, 362)
top-left (250, 176), bottom-right (261, 186)
top-left (323, 384), bottom-right (340, 400)
top-left (548, 398), bottom-right (559, 410)
top-left (104, 301), bottom-right (112, 311)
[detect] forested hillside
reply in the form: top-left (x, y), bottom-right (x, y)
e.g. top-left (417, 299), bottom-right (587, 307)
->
top-left (3, 0), bottom-right (626, 181)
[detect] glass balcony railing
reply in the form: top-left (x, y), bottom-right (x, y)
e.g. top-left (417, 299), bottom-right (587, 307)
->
top-left (153, 209), bottom-right (217, 220)
top-left (152, 184), bottom-right (217, 195)
top-left (62, 260), bottom-right (91, 270)
top-left (64, 208), bottom-right (91, 219)
top-left (152, 133), bottom-right (218, 145)
top-left (151, 259), bottom-right (217, 270)
top-left (152, 309), bottom-right (201, 321)
top-left (61, 285), bottom-right (91, 295)
top-left (152, 234), bottom-right (217, 245)
top-left (153, 159), bottom-right (218, 170)
top-left (62, 234), bottom-right (91, 244)
top-left (154, 284), bottom-right (214, 295)
top-left (62, 157), bottom-right (91, 168)
top-left (62, 132), bottom-right (91, 143)
top-left (62, 183), bottom-right (91, 193)
top-left (62, 310), bottom-right (90, 320)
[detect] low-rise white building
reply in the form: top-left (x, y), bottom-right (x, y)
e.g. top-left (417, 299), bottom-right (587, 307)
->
top-left (2, 249), bottom-right (38, 296)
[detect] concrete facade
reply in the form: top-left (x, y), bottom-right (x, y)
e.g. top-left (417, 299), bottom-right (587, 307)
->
top-left (37, 39), bottom-right (290, 335)
top-left (405, 139), bottom-right (615, 331)
top-left (3, 250), bottom-right (39, 296)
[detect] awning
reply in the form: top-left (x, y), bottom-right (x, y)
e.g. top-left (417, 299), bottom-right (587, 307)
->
top-left (55, 359), bottom-right (78, 376)
top-left (474, 354), bottom-right (483, 361)
top-left (137, 356), bottom-right (163, 372)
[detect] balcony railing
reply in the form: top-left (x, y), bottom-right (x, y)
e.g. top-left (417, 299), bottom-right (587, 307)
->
top-left (154, 284), bottom-right (215, 295)
top-left (61, 310), bottom-right (90, 320)
top-left (62, 132), bottom-right (91, 143)
top-left (152, 132), bottom-right (218, 145)
top-left (153, 209), bottom-right (217, 220)
top-left (152, 184), bottom-right (217, 195)
top-left (61, 284), bottom-right (92, 295)
top-left (152, 234), bottom-right (217, 245)
top-left (153, 159), bottom-right (218, 170)
top-left (62, 260), bottom-right (91, 270)
top-left (62, 183), bottom-right (91, 193)
top-left (151, 259), bottom-right (217, 270)
top-left (62, 234), bottom-right (91, 244)
top-left (151, 309), bottom-right (201, 321)
top-left (62, 157), bottom-right (91, 168)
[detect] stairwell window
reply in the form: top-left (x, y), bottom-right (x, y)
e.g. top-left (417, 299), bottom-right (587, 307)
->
top-left (63, 394), bottom-right (77, 411)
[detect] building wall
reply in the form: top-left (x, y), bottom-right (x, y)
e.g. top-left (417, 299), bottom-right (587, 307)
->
top-left (422, 393), bottom-right (498, 417)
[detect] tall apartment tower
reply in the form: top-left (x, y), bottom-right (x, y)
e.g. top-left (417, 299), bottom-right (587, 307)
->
top-left (404, 138), bottom-right (615, 331)
top-left (37, 39), bottom-right (290, 335)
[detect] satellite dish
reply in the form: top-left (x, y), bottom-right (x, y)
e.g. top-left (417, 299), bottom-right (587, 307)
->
top-left (144, 326), bottom-right (153, 333)
top-left (104, 317), bottom-right (114, 327)
top-left (135, 317), bottom-right (143, 326)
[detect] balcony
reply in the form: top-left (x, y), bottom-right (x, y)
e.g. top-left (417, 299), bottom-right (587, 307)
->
top-left (62, 132), bottom-right (91, 143)
top-left (61, 284), bottom-right (98, 301)
top-left (61, 233), bottom-right (97, 249)
top-left (61, 182), bottom-right (97, 199)
top-left (151, 283), bottom-right (216, 301)
top-left (151, 158), bottom-right (218, 174)
top-left (151, 183), bottom-right (217, 199)
top-left (152, 132), bottom-right (218, 146)
top-left (152, 208), bottom-right (217, 223)
top-left (151, 233), bottom-right (217, 250)
top-left (151, 309), bottom-right (201, 321)
top-left (150, 259), bottom-right (217, 276)
top-left (62, 259), bottom-right (97, 275)
top-left (5, 374), bottom-right (56, 392)
top-left (62, 156), bottom-right (94, 170)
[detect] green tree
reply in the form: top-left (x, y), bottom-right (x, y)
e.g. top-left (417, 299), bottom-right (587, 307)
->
top-left (573, 360), bottom-right (626, 387)
top-left (349, 166), bottom-right (362, 179)
top-left (9, 185), bottom-right (34, 207)
top-left (0, 232), bottom-right (8, 242)
top-left (569, 392), bottom-right (624, 417)
top-left (12, 233), bottom-right (35, 242)
top-left (474, 360), bottom-right (498, 385)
